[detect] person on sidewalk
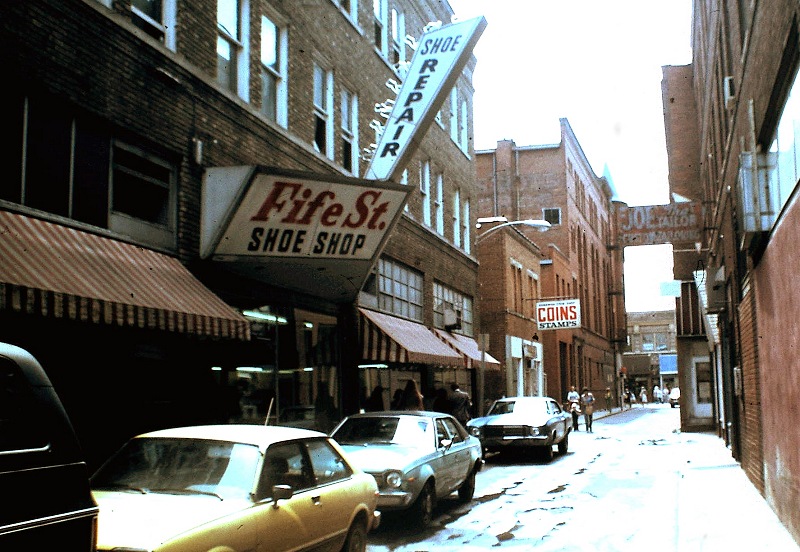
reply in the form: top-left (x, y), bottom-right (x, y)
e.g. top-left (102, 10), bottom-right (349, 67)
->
top-left (653, 385), bottom-right (662, 404)
top-left (448, 382), bottom-right (472, 427)
top-left (581, 387), bottom-right (595, 432)
top-left (569, 400), bottom-right (581, 431)
top-left (640, 387), bottom-right (648, 405)
top-left (605, 387), bottom-right (612, 411)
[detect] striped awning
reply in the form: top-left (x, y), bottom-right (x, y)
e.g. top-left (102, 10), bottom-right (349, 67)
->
top-left (433, 328), bottom-right (502, 370)
top-left (0, 210), bottom-right (250, 340)
top-left (359, 307), bottom-right (464, 366)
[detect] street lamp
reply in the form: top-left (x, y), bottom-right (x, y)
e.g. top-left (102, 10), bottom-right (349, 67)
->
top-left (475, 217), bottom-right (551, 242)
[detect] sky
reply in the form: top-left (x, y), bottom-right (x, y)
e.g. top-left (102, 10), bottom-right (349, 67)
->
top-left (446, 0), bottom-right (693, 311)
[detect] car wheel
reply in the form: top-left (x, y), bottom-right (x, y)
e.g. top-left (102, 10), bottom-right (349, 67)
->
top-left (411, 481), bottom-right (435, 528)
top-left (341, 519), bottom-right (368, 552)
top-left (557, 433), bottom-right (569, 455)
top-left (457, 469), bottom-right (476, 502)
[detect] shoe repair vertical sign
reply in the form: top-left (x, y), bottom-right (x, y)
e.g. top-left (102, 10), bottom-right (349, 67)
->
top-left (365, 16), bottom-right (487, 182)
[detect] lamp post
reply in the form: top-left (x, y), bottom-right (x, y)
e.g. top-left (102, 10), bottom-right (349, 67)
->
top-left (475, 217), bottom-right (551, 242)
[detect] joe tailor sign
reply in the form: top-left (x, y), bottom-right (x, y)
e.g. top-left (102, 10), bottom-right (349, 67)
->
top-left (201, 166), bottom-right (409, 303)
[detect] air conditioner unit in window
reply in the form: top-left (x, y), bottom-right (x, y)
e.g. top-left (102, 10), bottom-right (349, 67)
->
top-left (737, 151), bottom-right (778, 250)
top-left (705, 265), bottom-right (726, 313)
top-left (723, 76), bottom-right (736, 110)
top-left (443, 307), bottom-right (462, 331)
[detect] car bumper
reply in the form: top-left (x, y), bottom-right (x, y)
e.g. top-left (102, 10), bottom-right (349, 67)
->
top-left (375, 489), bottom-right (416, 510)
top-left (481, 435), bottom-right (551, 449)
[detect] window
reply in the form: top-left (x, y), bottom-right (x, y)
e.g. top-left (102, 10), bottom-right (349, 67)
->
top-left (449, 88), bottom-right (459, 143)
top-left (340, 87), bottom-right (358, 174)
top-left (390, 8), bottom-right (405, 70)
top-left (0, 92), bottom-right (177, 251)
top-left (110, 141), bottom-right (177, 250)
top-left (373, 0), bottom-right (388, 56)
top-left (462, 199), bottom-right (471, 254)
top-left (313, 63), bottom-right (334, 159)
top-left (130, 0), bottom-right (176, 48)
top-left (543, 208), bottom-right (562, 225)
top-left (434, 173), bottom-right (444, 235)
top-left (217, 0), bottom-right (248, 99)
top-left (260, 14), bottom-right (287, 127)
top-left (330, 0), bottom-right (357, 23)
top-left (306, 438), bottom-right (352, 485)
top-left (768, 65), bottom-right (800, 213)
top-left (433, 282), bottom-right (474, 336)
top-left (460, 100), bottom-right (469, 152)
top-left (420, 160), bottom-right (431, 226)
top-left (378, 257), bottom-right (423, 321)
top-left (452, 188), bottom-right (461, 247)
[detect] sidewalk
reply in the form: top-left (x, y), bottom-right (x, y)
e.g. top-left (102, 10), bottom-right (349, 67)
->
top-left (592, 405), bottom-right (799, 551)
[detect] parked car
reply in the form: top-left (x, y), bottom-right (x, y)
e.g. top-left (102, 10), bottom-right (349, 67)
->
top-left (0, 342), bottom-right (99, 550)
top-left (90, 424), bottom-right (380, 552)
top-left (467, 396), bottom-right (571, 461)
top-left (330, 411), bottom-right (484, 528)
top-left (669, 387), bottom-right (681, 407)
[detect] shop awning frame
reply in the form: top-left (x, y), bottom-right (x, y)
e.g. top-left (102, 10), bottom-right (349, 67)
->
top-left (359, 307), bottom-right (464, 367)
top-left (0, 210), bottom-right (250, 340)
top-left (432, 328), bottom-right (502, 370)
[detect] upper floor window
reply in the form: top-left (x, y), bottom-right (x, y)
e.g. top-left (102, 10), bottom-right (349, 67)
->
top-left (373, 0), bottom-right (388, 57)
top-left (390, 8), bottom-right (405, 70)
top-left (462, 199), bottom-right (471, 254)
top-left (331, 0), bottom-right (358, 23)
top-left (313, 62), bottom-right (334, 159)
top-left (769, 66), bottom-right (800, 211)
top-left (433, 282), bottom-right (474, 336)
top-left (131, 0), bottom-right (176, 48)
top-left (449, 88), bottom-right (459, 143)
top-left (420, 160), bottom-right (431, 227)
top-left (340, 87), bottom-right (359, 174)
top-left (217, 0), bottom-right (249, 100)
top-left (260, 14), bottom-right (288, 127)
top-left (0, 92), bottom-right (177, 251)
top-left (452, 188), bottom-right (462, 247)
top-left (378, 257), bottom-right (423, 322)
top-left (434, 173), bottom-right (444, 235)
top-left (543, 207), bottom-right (562, 225)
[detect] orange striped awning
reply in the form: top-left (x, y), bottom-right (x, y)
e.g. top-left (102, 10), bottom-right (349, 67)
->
top-left (433, 328), bottom-right (502, 370)
top-left (359, 307), bottom-right (464, 366)
top-left (0, 211), bottom-right (249, 340)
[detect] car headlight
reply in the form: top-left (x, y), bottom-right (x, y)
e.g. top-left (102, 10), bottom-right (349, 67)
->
top-left (469, 427), bottom-right (481, 438)
top-left (385, 470), bottom-right (404, 489)
top-left (526, 426), bottom-right (542, 436)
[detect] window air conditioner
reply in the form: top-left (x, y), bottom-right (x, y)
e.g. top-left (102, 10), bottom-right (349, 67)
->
top-left (444, 307), bottom-right (462, 331)
top-left (737, 151), bottom-right (778, 250)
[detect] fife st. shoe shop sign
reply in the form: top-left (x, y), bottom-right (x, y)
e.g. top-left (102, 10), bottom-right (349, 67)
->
top-left (200, 166), bottom-right (409, 303)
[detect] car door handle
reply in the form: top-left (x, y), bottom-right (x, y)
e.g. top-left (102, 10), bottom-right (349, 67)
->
top-left (311, 495), bottom-right (322, 506)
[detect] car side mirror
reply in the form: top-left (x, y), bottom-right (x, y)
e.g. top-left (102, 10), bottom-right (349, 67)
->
top-left (271, 484), bottom-right (294, 508)
top-left (440, 438), bottom-right (453, 450)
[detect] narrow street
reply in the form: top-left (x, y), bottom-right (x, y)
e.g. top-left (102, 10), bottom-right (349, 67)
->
top-left (367, 404), bottom-right (799, 552)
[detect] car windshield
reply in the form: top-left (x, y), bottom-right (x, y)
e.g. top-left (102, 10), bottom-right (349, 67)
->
top-left (332, 416), bottom-right (431, 447)
top-left (91, 437), bottom-right (262, 500)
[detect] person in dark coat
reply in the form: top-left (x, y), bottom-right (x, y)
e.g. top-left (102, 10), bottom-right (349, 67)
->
top-left (364, 385), bottom-right (385, 411)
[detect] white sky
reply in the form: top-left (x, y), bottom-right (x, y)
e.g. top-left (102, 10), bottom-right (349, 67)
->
top-left (447, 0), bottom-right (693, 311)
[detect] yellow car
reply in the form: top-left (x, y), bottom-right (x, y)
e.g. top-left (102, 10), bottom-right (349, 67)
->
top-left (91, 424), bottom-right (380, 552)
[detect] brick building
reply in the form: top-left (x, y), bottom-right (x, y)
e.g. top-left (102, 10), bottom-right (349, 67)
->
top-left (475, 120), bottom-right (627, 406)
top-left (0, 0), bottom-right (485, 469)
top-left (622, 310), bottom-right (678, 402)
top-left (661, 0), bottom-right (799, 543)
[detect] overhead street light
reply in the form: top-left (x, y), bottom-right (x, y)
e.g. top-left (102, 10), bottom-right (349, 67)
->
top-left (475, 217), bottom-right (551, 242)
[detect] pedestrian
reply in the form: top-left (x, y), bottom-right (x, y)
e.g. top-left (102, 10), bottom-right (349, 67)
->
top-left (400, 379), bottom-right (425, 410)
top-left (640, 387), bottom-right (648, 405)
top-left (566, 385), bottom-right (579, 404)
top-left (653, 385), bottom-right (662, 404)
top-left (432, 387), bottom-right (451, 413)
top-left (605, 387), bottom-right (612, 411)
top-left (662, 385), bottom-right (670, 404)
top-left (313, 382), bottom-right (337, 432)
top-left (581, 387), bottom-right (595, 432)
top-left (569, 400), bottom-right (581, 431)
top-left (623, 388), bottom-right (631, 410)
top-left (364, 385), bottom-right (385, 411)
top-left (449, 382), bottom-right (472, 426)
top-left (390, 388), bottom-right (404, 410)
